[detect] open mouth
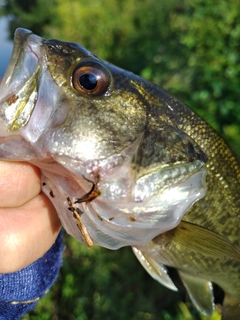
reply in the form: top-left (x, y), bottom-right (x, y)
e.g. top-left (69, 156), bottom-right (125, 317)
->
top-left (0, 28), bottom-right (44, 131)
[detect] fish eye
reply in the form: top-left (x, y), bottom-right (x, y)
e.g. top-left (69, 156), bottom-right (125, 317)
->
top-left (72, 60), bottom-right (111, 96)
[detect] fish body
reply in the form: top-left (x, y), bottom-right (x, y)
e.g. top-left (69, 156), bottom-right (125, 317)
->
top-left (133, 87), bottom-right (240, 319)
top-left (0, 28), bottom-right (239, 318)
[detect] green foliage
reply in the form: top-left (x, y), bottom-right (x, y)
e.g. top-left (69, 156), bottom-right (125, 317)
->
top-left (43, 0), bottom-right (178, 73)
top-left (24, 234), bottom-right (178, 319)
top-left (167, 0), bottom-right (240, 154)
top-left (4, 0), bottom-right (57, 35)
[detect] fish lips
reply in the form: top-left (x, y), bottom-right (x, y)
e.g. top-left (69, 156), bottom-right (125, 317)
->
top-left (0, 28), bottom-right (43, 102)
top-left (0, 28), bottom-right (61, 145)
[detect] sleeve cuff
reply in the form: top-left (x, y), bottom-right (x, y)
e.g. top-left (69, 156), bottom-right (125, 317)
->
top-left (0, 230), bottom-right (64, 319)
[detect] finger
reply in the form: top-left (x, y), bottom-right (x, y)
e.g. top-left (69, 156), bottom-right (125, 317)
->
top-left (0, 192), bottom-right (61, 273)
top-left (0, 161), bottom-right (41, 207)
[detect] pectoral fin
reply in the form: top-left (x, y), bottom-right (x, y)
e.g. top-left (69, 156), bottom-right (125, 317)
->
top-left (132, 246), bottom-right (178, 291)
top-left (179, 270), bottom-right (214, 316)
top-left (162, 220), bottom-right (240, 260)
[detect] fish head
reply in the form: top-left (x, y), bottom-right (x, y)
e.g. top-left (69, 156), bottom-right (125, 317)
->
top-left (0, 28), bottom-right (146, 160)
top-left (0, 28), bottom-right (207, 249)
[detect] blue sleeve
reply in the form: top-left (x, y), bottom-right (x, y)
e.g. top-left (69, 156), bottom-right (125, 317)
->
top-left (0, 230), bottom-right (64, 320)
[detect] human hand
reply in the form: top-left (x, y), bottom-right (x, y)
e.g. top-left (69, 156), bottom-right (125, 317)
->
top-left (0, 160), bottom-right (61, 273)
top-left (0, 75), bottom-right (61, 273)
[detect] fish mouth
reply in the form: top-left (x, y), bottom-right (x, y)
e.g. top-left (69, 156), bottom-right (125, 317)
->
top-left (0, 28), bottom-right (44, 131)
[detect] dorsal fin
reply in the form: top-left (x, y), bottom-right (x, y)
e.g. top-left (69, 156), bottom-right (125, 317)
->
top-left (178, 270), bottom-right (214, 316)
top-left (132, 246), bottom-right (178, 291)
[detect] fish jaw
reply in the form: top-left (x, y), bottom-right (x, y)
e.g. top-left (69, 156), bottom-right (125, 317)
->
top-left (36, 157), bottom-right (207, 249)
top-left (0, 28), bottom-right (65, 160)
top-left (0, 29), bottom-right (41, 133)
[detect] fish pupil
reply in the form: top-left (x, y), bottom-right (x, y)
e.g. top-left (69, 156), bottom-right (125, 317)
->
top-left (79, 73), bottom-right (98, 90)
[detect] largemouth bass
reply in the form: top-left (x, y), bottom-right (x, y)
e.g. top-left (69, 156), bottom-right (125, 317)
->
top-left (0, 28), bottom-right (239, 319)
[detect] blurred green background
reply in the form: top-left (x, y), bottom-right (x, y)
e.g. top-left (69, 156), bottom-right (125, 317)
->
top-left (1, 0), bottom-right (240, 319)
